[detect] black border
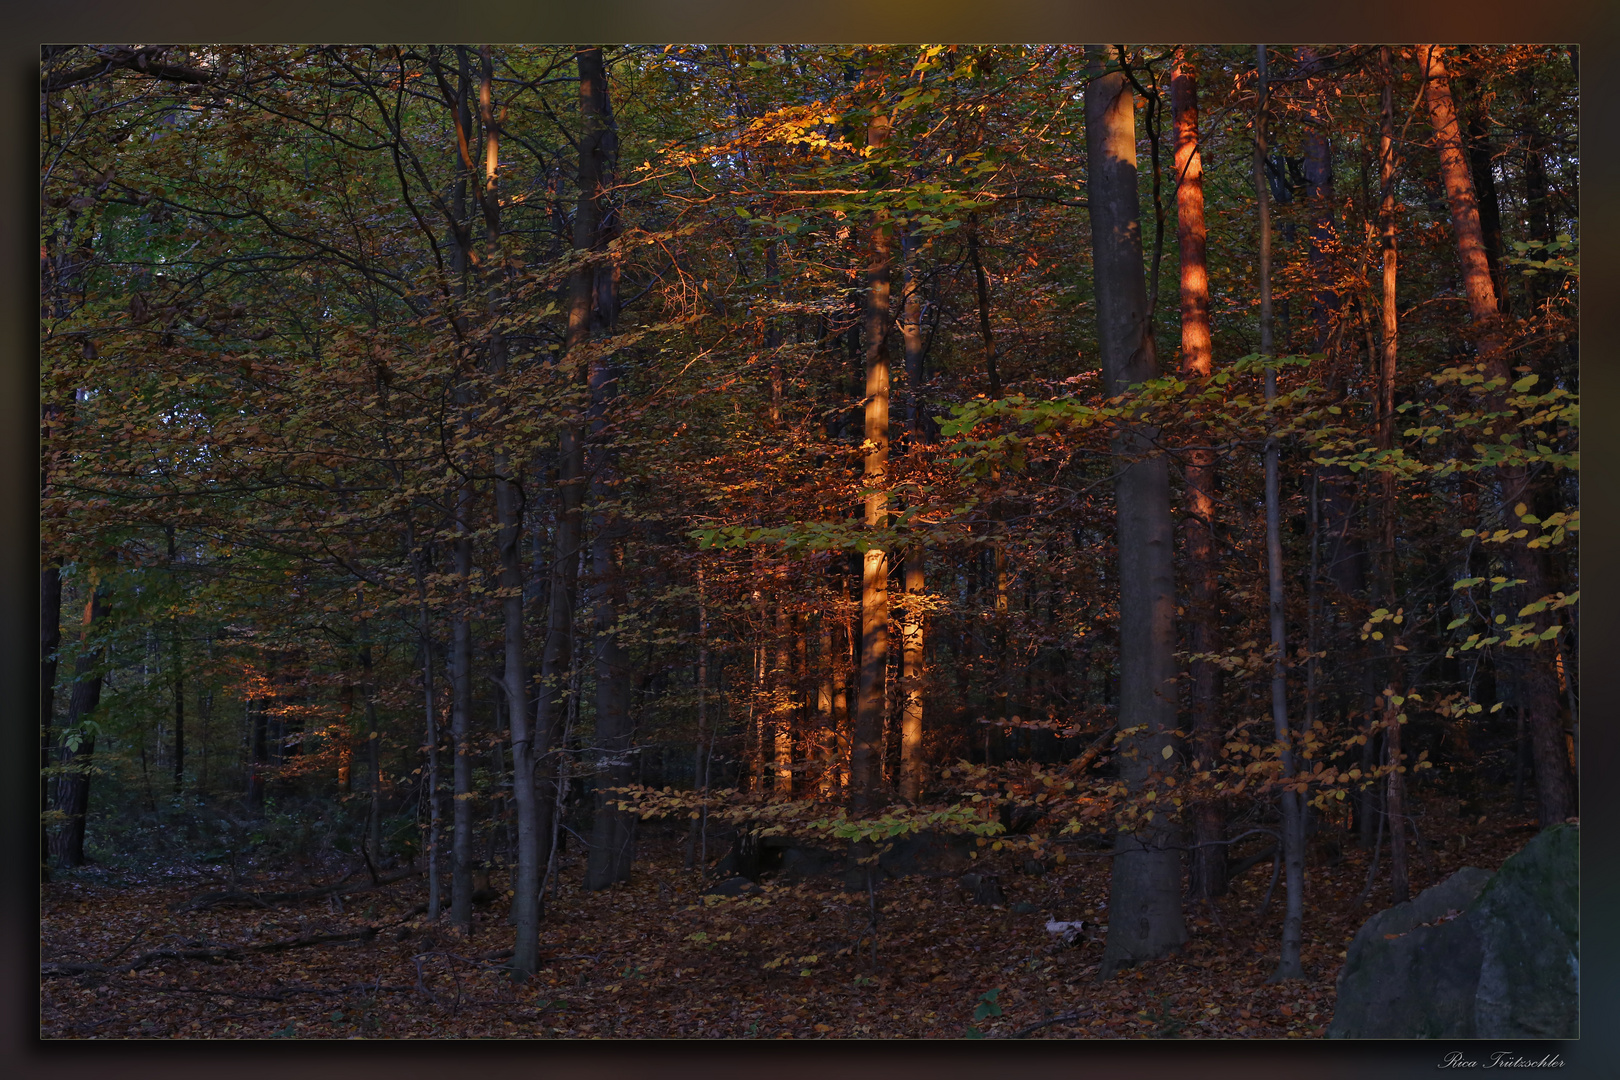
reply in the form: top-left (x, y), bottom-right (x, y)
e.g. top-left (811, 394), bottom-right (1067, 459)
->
top-left (7, 3), bottom-right (1617, 1078)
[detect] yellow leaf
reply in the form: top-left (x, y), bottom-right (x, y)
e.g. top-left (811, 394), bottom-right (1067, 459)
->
top-left (1161, 745), bottom-right (1174, 759)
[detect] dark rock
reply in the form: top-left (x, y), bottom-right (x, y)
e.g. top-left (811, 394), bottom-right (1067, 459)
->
top-left (1010, 901), bottom-right (1039, 915)
top-left (1328, 824), bottom-right (1578, 1038)
top-left (1021, 858), bottom-right (1046, 877)
top-left (877, 829), bottom-right (976, 879)
top-left (1471, 823), bottom-right (1578, 1038)
top-left (705, 875), bottom-right (760, 898)
top-left (779, 843), bottom-right (842, 879)
top-left (958, 872), bottom-right (1006, 906)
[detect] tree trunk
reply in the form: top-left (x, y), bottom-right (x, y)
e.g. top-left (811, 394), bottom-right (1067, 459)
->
top-left (1086, 47), bottom-right (1187, 973)
top-left (897, 226), bottom-right (930, 801)
top-left (572, 46), bottom-right (636, 892)
top-left (685, 564), bottom-right (712, 868)
top-left (898, 548), bottom-right (926, 802)
top-left (1255, 46), bottom-right (1306, 982)
top-left (1377, 50), bottom-right (1410, 905)
top-left (851, 57), bottom-right (892, 816)
top-left (410, 527), bottom-right (444, 922)
top-left (42, 559), bottom-right (62, 878)
top-left (1421, 45), bottom-right (1573, 827)
top-left (773, 596), bottom-right (794, 792)
top-left (1171, 62), bottom-right (1226, 901)
top-left (52, 580), bottom-right (107, 868)
top-left (449, 478), bottom-right (476, 932)
top-left (360, 618), bottom-right (383, 861)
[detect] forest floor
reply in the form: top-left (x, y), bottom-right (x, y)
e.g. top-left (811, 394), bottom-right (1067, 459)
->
top-left (40, 797), bottom-right (1544, 1040)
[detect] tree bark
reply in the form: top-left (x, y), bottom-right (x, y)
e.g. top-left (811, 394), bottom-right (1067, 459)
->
top-left (898, 548), bottom-right (926, 801)
top-left (1171, 62), bottom-right (1225, 901)
top-left (1377, 50), bottom-right (1410, 905)
top-left (408, 523), bottom-right (443, 922)
top-left (53, 579), bottom-right (107, 867)
top-left (572, 46), bottom-right (636, 892)
top-left (851, 57), bottom-right (892, 816)
top-left (1255, 46), bottom-right (1305, 982)
top-left (42, 559), bottom-right (62, 878)
top-left (1420, 45), bottom-right (1573, 827)
top-left (1086, 47), bottom-right (1187, 973)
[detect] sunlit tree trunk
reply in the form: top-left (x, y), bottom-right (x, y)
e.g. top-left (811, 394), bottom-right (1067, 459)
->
top-left (773, 595), bottom-right (794, 792)
top-left (1171, 61), bottom-right (1225, 901)
top-left (1421, 44), bottom-right (1573, 827)
top-left (851, 58), bottom-right (892, 815)
top-left (1255, 46), bottom-right (1305, 982)
top-left (1086, 46), bottom-right (1187, 974)
top-left (896, 226), bottom-right (932, 802)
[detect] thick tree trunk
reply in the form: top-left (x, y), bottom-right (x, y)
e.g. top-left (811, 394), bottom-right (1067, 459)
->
top-left (1255, 47), bottom-right (1306, 982)
top-left (573, 46), bottom-right (636, 892)
top-left (1086, 48), bottom-right (1187, 973)
top-left (851, 59), bottom-right (892, 816)
top-left (1421, 45), bottom-right (1573, 827)
top-left (52, 581), bottom-right (107, 868)
top-left (1171, 63), bottom-right (1225, 901)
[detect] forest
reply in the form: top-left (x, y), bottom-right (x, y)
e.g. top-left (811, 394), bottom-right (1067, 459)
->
top-left (39, 43), bottom-right (1578, 1040)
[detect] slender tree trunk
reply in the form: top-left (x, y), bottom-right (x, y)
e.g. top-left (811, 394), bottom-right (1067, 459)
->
top-left (901, 228), bottom-right (931, 442)
top-left (537, 46), bottom-right (613, 900)
top-left (1171, 62), bottom-right (1225, 901)
top-left (851, 58), bottom-right (892, 816)
top-left (1086, 47), bottom-right (1187, 974)
top-left (52, 579), bottom-right (107, 868)
top-left (1255, 46), bottom-right (1306, 982)
top-left (42, 559), bottom-right (62, 878)
top-left (1421, 45), bottom-right (1573, 827)
top-left (472, 45), bottom-right (543, 976)
top-left (773, 596), bottom-right (794, 792)
top-left (685, 565), bottom-right (711, 868)
top-left (1377, 51), bottom-right (1411, 905)
top-left (359, 617), bottom-right (383, 861)
top-left (449, 479), bottom-right (476, 931)
top-left (898, 549), bottom-right (926, 801)
top-left (439, 45), bottom-right (478, 936)
top-left (247, 687), bottom-right (268, 811)
top-left (410, 530), bottom-right (443, 922)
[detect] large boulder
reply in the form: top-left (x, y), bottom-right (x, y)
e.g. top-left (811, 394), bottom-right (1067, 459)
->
top-left (1328, 824), bottom-right (1578, 1039)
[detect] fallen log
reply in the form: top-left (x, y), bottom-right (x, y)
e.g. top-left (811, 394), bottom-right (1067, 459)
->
top-left (171, 865), bottom-right (421, 913)
top-left (42, 926), bottom-right (383, 977)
